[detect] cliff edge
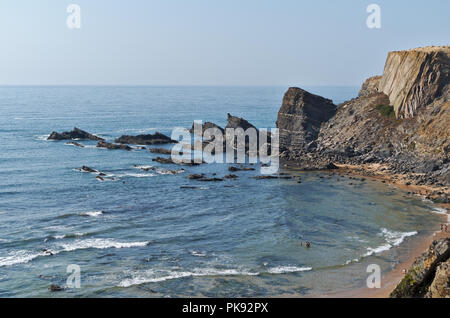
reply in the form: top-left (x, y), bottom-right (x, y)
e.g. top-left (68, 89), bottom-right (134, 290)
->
top-left (277, 46), bottom-right (449, 200)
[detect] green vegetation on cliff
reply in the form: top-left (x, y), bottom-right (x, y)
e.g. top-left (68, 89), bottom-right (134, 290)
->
top-left (375, 104), bottom-right (395, 118)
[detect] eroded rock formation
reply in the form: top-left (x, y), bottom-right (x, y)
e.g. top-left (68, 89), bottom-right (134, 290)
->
top-left (276, 46), bottom-right (449, 193)
top-left (48, 127), bottom-right (104, 141)
top-left (379, 46), bottom-right (449, 118)
top-left (390, 238), bottom-right (450, 298)
top-left (276, 87), bottom-right (336, 154)
top-left (115, 132), bottom-right (177, 145)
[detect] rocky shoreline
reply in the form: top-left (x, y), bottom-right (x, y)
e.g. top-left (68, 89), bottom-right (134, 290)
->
top-left (44, 46), bottom-right (449, 298)
top-left (277, 46), bottom-right (449, 204)
top-left (390, 238), bottom-right (450, 298)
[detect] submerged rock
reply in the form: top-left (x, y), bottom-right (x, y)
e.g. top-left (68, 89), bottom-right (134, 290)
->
top-left (66, 141), bottom-right (85, 148)
top-left (115, 132), bottom-right (177, 145)
top-left (152, 156), bottom-right (203, 166)
top-left (253, 175), bottom-right (278, 180)
top-left (97, 140), bottom-right (132, 151)
top-left (152, 157), bottom-right (174, 164)
top-left (81, 166), bottom-right (97, 173)
top-left (149, 148), bottom-right (172, 155)
top-left (189, 174), bottom-right (205, 180)
top-left (48, 127), bottom-right (104, 141)
top-left (48, 284), bottom-right (65, 292)
top-left (228, 166), bottom-right (255, 172)
top-left (197, 177), bottom-right (223, 182)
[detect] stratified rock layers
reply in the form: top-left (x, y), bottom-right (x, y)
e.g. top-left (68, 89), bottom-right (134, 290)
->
top-left (276, 88), bottom-right (336, 153)
top-left (379, 47), bottom-right (449, 118)
top-left (276, 46), bottom-right (449, 189)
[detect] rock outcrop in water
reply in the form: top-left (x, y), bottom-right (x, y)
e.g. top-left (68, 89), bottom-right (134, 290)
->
top-left (48, 127), bottom-right (104, 141)
top-left (226, 113), bottom-right (258, 132)
top-left (277, 46), bottom-right (449, 196)
top-left (189, 122), bottom-right (224, 136)
top-left (276, 87), bottom-right (336, 154)
top-left (115, 132), bottom-right (177, 145)
top-left (97, 141), bottom-right (132, 151)
top-left (390, 238), bottom-right (450, 298)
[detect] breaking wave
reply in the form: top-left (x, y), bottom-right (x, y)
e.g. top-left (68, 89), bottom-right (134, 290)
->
top-left (0, 239), bottom-right (150, 267)
top-left (364, 228), bottom-right (417, 257)
top-left (118, 265), bottom-right (312, 287)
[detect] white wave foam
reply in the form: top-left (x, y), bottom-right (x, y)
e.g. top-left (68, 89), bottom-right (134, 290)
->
top-left (79, 211), bottom-right (104, 217)
top-left (265, 266), bottom-right (312, 274)
top-left (364, 243), bottom-right (392, 257)
top-left (431, 207), bottom-right (448, 215)
top-left (133, 165), bottom-right (185, 175)
top-left (364, 228), bottom-right (417, 257)
top-left (345, 258), bottom-right (360, 265)
top-left (35, 134), bottom-right (50, 141)
top-left (1, 239), bottom-right (149, 267)
top-left (113, 173), bottom-right (156, 178)
top-left (382, 228), bottom-right (418, 246)
top-left (48, 233), bottom-right (86, 240)
top-left (118, 268), bottom-right (259, 287)
top-left (58, 238), bottom-right (150, 252)
top-left (190, 250), bottom-right (207, 257)
top-left (0, 250), bottom-right (47, 267)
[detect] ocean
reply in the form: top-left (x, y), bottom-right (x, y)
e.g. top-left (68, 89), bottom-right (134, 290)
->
top-left (0, 86), bottom-right (443, 297)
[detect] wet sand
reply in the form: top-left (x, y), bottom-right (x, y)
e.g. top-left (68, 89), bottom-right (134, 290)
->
top-left (329, 164), bottom-right (449, 298)
top-left (330, 229), bottom-right (449, 298)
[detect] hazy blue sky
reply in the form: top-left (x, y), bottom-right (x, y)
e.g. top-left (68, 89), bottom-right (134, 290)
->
top-left (0, 0), bottom-right (448, 86)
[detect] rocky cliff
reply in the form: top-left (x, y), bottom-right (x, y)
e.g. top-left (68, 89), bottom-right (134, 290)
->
top-left (379, 47), bottom-right (449, 118)
top-left (277, 46), bottom-right (449, 196)
top-left (276, 87), bottom-right (336, 153)
top-left (390, 238), bottom-right (450, 298)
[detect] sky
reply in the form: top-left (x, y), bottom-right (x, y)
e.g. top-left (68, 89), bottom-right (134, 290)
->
top-left (0, 0), bottom-right (448, 86)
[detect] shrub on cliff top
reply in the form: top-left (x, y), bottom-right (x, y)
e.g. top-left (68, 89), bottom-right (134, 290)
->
top-left (375, 104), bottom-right (395, 118)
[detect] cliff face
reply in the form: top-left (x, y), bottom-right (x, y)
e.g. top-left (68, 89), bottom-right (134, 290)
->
top-left (276, 88), bottom-right (336, 153)
top-left (390, 238), bottom-right (450, 298)
top-left (358, 76), bottom-right (381, 97)
top-left (379, 47), bottom-right (449, 118)
top-left (277, 46), bottom-right (449, 193)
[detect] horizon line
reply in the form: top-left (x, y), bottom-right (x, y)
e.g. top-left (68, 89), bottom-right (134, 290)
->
top-left (0, 84), bottom-right (361, 88)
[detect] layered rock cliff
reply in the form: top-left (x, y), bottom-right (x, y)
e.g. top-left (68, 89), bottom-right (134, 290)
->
top-left (276, 88), bottom-right (336, 153)
top-left (379, 47), bottom-right (449, 118)
top-left (277, 46), bottom-right (449, 195)
top-left (390, 238), bottom-right (450, 298)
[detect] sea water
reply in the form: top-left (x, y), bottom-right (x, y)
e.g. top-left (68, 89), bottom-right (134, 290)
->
top-left (0, 86), bottom-right (443, 297)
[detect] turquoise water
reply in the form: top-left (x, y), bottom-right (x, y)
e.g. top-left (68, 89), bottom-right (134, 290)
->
top-left (0, 86), bottom-right (443, 297)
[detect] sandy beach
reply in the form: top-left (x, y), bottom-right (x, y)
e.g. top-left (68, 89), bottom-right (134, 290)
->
top-left (330, 164), bottom-right (450, 298)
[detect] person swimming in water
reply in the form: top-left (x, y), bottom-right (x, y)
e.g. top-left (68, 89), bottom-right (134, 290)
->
top-left (305, 241), bottom-right (310, 248)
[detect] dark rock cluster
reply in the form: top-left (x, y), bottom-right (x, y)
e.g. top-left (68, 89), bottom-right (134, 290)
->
top-left (48, 127), bottom-right (104, 141)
